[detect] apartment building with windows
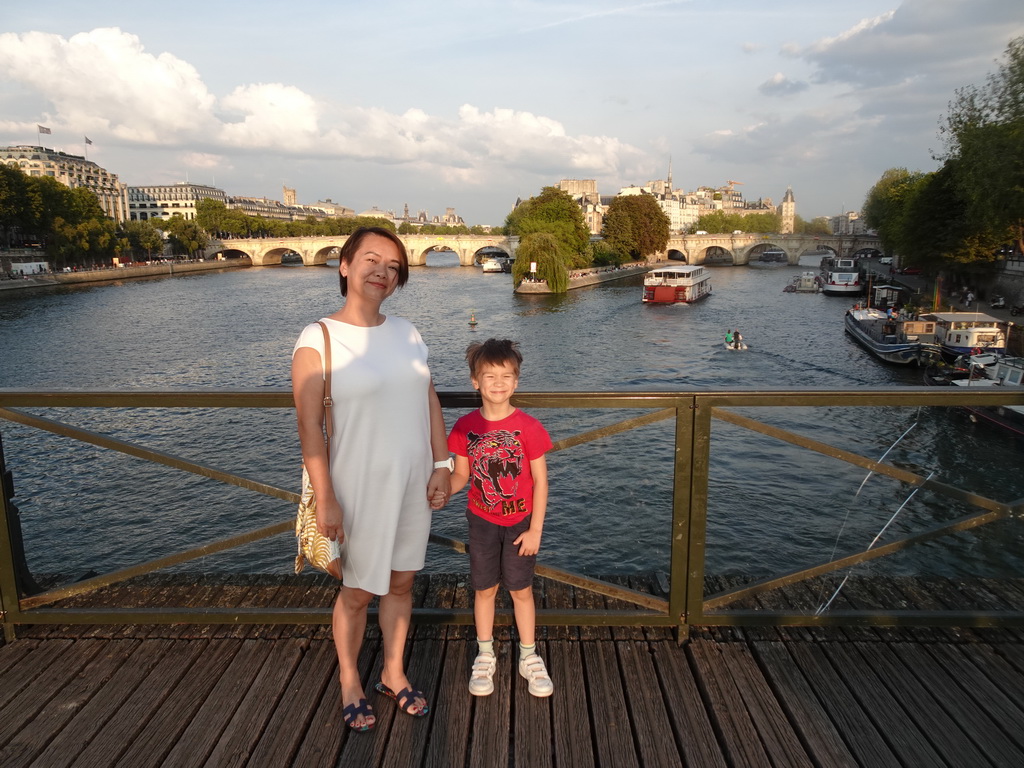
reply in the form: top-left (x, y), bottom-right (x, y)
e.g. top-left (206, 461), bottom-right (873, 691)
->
top-left (1, 144), bottom-right (128, 223)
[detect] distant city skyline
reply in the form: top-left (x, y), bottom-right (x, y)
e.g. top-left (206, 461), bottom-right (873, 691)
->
top-left (2, 1), bottom-right (1022, 225)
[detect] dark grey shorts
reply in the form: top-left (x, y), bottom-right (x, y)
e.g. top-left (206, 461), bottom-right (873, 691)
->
top-left (467, 511), bottom-right (536, 592)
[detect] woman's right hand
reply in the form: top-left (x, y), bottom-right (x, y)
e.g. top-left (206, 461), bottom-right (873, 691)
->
top-left (317, 498), bottom-right (344, 543)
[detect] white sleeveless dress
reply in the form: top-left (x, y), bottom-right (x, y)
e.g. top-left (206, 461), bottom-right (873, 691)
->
top-left (293, 315), bottom-right (433, 595)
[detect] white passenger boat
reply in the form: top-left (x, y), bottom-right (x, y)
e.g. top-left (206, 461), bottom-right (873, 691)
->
top-left (918, 312), bottom-right (1008, 360)
top-left (642, 264), bottom-right (712, 304)
top-left (820, 256), bottom-right (863, 296)
top-left (481, 257), bottom-right (504, 273)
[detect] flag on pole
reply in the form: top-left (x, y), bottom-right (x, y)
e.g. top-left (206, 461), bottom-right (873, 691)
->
top-left (37, 125), bottom-right (51, 135)
top-left (84, 136), bottom-right (93, 145)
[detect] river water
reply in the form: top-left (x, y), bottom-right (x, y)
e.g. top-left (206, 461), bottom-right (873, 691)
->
top-left (2, 254), bottom-right (1022, 585)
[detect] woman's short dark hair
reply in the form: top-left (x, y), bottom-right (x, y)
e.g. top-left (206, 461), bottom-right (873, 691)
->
top-left (465, 338), bottom-right (523, 378)
top-left (338, 226), bottom-right (410, 297)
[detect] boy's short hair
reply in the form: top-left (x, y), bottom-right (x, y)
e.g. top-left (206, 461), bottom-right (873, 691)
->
top-left (466, 338), bottom-right (523, 378)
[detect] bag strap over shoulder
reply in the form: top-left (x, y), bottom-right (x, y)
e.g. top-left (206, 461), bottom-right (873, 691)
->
top-left (316, 320), bottom-right (334, 440)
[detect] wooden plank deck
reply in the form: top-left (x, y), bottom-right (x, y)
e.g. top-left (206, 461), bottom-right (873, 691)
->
top-left (3, 574), bottom-right (1024, 767)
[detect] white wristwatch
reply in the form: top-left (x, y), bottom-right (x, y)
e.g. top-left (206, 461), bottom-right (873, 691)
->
top-left (433, 456), bottom-right (454, 472)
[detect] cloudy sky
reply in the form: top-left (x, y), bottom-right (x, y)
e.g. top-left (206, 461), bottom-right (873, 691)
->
top-left (2, 1), bottom-right (1022, 226)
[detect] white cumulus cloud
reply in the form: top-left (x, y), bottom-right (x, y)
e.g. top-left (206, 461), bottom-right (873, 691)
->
top-left (0, 26), bottom-right (645, 187)
top-left (0, 28), bottom-right (217, 142)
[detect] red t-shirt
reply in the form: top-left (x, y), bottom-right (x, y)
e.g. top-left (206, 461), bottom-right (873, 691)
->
top-left (448, 408), bottom-right (552, 526)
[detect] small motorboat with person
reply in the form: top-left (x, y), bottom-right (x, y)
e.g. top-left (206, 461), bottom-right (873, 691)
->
top-left (724, 330), bottom-right (747, 350)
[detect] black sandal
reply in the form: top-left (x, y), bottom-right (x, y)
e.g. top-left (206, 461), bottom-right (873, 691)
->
top-left (374, 681), bottom-right (429, 717)
top-left (342, 698), bottom-right (375, 731)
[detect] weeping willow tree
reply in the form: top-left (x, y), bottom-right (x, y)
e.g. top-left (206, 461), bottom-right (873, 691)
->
top-left (512, 232), bottom-right (568, 292)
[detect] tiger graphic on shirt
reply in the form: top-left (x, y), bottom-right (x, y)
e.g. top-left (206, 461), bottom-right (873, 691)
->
top-left (467, 429), bottom-right (527, 517)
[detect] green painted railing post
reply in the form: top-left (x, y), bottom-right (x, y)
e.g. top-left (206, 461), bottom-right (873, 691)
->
top-left (668, 395), bottom-right (706, 643)
top-left (0, 431), bottom-right (24, 642)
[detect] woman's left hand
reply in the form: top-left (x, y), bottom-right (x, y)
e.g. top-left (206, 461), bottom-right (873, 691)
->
top-left (427, 468), bottom-right (451, 509)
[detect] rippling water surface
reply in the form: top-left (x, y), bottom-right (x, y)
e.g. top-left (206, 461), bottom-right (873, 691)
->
top-left (2, 256), bottom-right (1022, 585)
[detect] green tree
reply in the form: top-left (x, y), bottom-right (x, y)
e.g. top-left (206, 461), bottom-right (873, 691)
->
top-left (505, 186), bottom-right (590, 269)
top-left (0, 164), bottom-right (32, 248)
top-left (119, 219), bottom-right (166, 259)
top-left (591, 239), bottom-right (626, 266)
top-left (940, 36), bottom-right (1024, 252)
top-left (196, 198), bottom-right (232, 237)
top-left (513, 232), bottom-right (568, 292)
top-left (793, 215), bottom-right (831, 236)
top-left (157, 214), bottom-right (209, 257)
top-left (862, 167), bottom-right (925, 256)
top-left (899, 163), bottom-right (1005, 267)
top-left (601, 194), bottom-right (670, 260)
top-left (694, 210), bottom-right (780, 234)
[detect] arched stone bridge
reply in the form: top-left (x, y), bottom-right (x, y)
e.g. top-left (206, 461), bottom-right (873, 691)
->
top-left (208, 234), bottom-right (515, 267)
top-left (207, 231), bottom-right (882, 268)
top-left (664, 233), bottom-right (882, 265)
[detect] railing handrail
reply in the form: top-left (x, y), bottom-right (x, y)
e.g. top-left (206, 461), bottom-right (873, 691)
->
top-left (1, 386), bottom-right (1022, 641)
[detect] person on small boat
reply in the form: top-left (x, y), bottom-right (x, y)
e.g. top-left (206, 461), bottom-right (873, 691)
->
top-left (725, 330), bottom-right (734, 346)
top-left (733, 330), bottom-right (743, 349)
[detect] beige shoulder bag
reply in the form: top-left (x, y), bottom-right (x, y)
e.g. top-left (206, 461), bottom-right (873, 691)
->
top-left (294, 320), bottom-right (343, 579)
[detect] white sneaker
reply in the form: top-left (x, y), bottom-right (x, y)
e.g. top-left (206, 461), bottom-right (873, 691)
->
top-left (469, 652), bottom-right (496, 696)
top-left (518, 653), bottom-right (553, 697)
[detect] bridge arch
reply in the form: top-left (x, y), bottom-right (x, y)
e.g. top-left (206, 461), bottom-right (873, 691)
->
top-left (421, 247), bottom-right (462, 267)
top-left (700, 246), bottom-right (735, 266)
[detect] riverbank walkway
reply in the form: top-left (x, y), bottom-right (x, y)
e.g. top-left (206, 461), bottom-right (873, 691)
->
top-left (3, 572), bottom-right (1024, 767)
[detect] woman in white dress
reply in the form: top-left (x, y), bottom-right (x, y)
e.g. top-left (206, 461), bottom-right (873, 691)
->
top-left (292, 227), bottom-right (451, 732)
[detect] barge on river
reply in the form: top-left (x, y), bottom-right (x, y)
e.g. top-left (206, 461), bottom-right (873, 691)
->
top-left (642, 264), bottom-right (712, 304)
top-left (820, 255), bottom-right (863, 296)
top-left (844, 307), bottom-right (942, 365)
top-left (749, 249), bottom-right (788, 268)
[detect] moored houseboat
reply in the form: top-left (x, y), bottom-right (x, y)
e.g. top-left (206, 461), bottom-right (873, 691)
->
top-left (844, 307), bottom-right (942, 365)
top-left (642, 264), bottom-right (712, 304)
top-left (918, 312), bottom-right (1008, 360)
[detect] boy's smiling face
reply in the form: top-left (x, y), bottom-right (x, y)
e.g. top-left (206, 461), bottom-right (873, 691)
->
top-left (472, 361), bottom-right (519, 406)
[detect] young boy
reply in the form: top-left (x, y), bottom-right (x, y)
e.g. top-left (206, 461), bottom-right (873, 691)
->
top-left (447, 338), bottom-right (553, 698)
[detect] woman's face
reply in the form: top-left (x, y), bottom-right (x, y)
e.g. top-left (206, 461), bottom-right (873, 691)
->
top-left (340, 233), bottom-right (404, 303)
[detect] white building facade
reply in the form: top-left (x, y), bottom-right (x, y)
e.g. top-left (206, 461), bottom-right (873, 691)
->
top-left (1, 145), bottom-right (128, 223)
top-left (128, 183), bottom-right (227, 222)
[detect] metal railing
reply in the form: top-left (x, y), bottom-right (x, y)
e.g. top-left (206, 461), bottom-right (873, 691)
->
top-left (1, 386), bottom-right (1022, 641)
